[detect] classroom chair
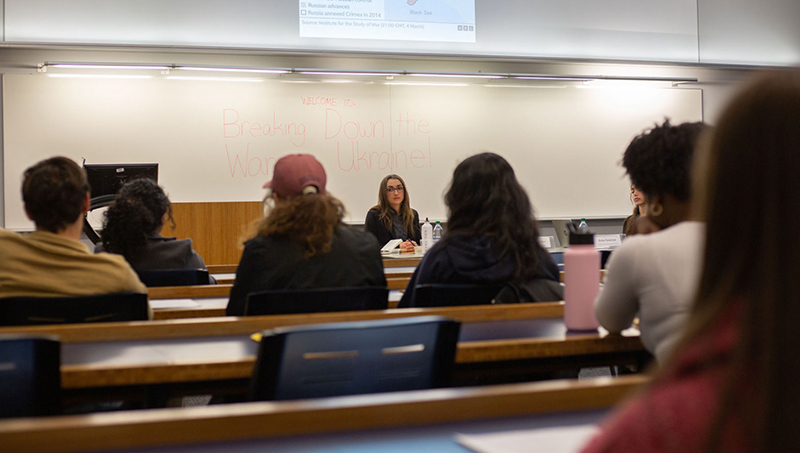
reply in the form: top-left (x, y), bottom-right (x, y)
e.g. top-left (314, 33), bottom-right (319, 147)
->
top-left (411, 284), bottom-right (504, 307)
top-left (0, 292), bottom-right (149, 326)
top-left (250, 316), bottom-right (461, 401)
top-left (136, 269), bottom-right (211, 287)
top-left (243, 286), bottom-right (389, 316)
top-left (0, 335), bottom-right (61, 418)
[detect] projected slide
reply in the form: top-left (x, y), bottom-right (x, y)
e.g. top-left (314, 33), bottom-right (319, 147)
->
top-left (299, 0), bottom-right (476, 43)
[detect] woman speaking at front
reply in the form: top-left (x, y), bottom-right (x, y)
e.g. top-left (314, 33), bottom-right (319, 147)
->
top-left (364, 174), bottom-right (421, 251)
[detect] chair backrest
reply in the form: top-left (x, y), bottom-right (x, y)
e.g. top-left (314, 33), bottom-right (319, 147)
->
top-left (412, 284), bottom-right (503, 307)
top-left (250, 316), bottom-right (460, 401)
top-left (244, 286), bottom-right (389, 316)
top-left (0, 292), bottom-right (149, 326)
top-left (136, 269), bottom-right (210, 287)
top-left (0, 335), bottom-right (60, 418)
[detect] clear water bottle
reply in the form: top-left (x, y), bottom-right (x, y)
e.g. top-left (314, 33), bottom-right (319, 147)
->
top-left (421, 218), bottom-right (433, 253)
top-left (577, 218), bottom-right (589, 233)
top-left (433, 221), bottom-right (443, 244)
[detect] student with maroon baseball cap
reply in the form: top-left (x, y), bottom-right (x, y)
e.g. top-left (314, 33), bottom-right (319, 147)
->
top-left (226, 154), bottom-right (387, 316)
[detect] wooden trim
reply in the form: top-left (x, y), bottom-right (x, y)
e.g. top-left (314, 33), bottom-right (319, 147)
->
top-left (148, 285), bottom-right (232, 300)
top-left (382, 257), bottom-right (422, 268)
top-left (0, 303), bottom-right (566, 343)
top-left (58, 330), bottom-right (642, 389)
top-left (152, 307), bottom-right (227, 320)
top-left (206, 265), bottom-right (238, 274)
top-left (386, 277), bottom-right (410, 290)
top-left (0, 375), bottom-right (649, 453)
top-left (455, 333), bottom-right (644, 363)
top-left (61, 359), bottom-right (255, 388)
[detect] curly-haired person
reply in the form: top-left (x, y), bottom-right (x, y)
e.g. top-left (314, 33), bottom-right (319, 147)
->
top-left (96, 178), bottom-right (210, 273)
top-left (594, 120), bottom-right (707, 363)
top-left (226, 154), bottom-right (386, 316)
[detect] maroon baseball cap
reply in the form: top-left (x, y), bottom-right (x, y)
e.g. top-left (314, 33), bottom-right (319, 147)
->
top-left (263, 154), bottom-right (327, 197)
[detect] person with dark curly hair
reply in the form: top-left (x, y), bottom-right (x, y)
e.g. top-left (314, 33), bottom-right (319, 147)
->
top-left (96, 178), bottom-right (209, 273)
top-left (364, 174), bottom-right (421, 251)
top-left (594, 120), bottom-right (707, 362)
top-left (0, 156), bottom-right (146, 300)
top-left (398, 152), bottom-right (561, 308)
top-left (226, 154), bottom-right (386, 316)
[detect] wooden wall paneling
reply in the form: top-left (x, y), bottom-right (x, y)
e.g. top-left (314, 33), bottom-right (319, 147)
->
top-left (165, 202), bottom-right (263, 265)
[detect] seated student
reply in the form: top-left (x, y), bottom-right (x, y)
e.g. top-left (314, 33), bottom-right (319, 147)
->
top-left (96, 178), bottom-right (210, 272)
top-left (622, 184), bottom-right (647, 236)
top-left (364, 174), bottom-right (421, 252)
top-left (0, 156), bottom-right (147, 299)
top-left (398, 152), bottom-right (560, 308)
top-left (226, 154), bottom-right (387, 316)
top-left (583, 70), bottom-right (800, 453)
top-left (594, 120), bottom-right (706, 363)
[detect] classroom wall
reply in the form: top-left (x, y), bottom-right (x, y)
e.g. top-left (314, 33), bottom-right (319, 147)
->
top-left (698, 0), bottom-right (800, 66)
top-left (0, 0), bottom-right (796, 229)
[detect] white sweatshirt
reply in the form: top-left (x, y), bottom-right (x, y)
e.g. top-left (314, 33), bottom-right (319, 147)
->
top-left (594, 221), bottom-right (705, 362)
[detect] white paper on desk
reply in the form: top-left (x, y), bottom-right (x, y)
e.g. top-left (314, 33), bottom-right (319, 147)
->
top-left (149, 299), bottom-right (201, 309)
top-left (456, 424), bottom-right (599, 453)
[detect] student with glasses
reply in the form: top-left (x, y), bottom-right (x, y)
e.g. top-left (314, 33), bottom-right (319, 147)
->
top-left (364, 174), bottom-right (421, 252)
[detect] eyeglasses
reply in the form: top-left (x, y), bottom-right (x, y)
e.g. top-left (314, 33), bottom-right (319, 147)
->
top-left (386, 186), bottom-right (404, 194)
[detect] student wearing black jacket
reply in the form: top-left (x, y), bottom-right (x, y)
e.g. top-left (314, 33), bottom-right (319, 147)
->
top-left (399, 153), bottom-right (561, 308)
top-left (227, 154), bottom-right (386, 316)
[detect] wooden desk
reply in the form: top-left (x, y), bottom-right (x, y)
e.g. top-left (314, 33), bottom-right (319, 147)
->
top-left (148, 284), bottom-right (231, 300)
top-left (0, 375), bottom-right (648, 453)
top-left (147, 285), bottom-right (411, 320)
top-left (382, 256), bottom-right (422, 268)
top-left (55, 318), bottom-right (645, 391)
top-left (0, 302), bottom-right (566, 343)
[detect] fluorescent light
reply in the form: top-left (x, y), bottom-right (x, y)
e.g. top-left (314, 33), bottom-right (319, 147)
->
top-left (385, 82), bottom-right (468, 87)
top-left (484, 85), bottom-right (566, 89)
top-left (46, 74), bottom-right (152, 79)
top-left (50, 64), bottom-right (169, 70)
top-left (177, 66), bottom-right (289, 74)
top-left (513, 76), bottom-right (589, 82)
top-left (165, 76), bottom-right (264, 82)
top-left (320, 79), bottom-right (373, 84)
top-left (408, 73), bottom-right (505, 79)
top-left (298, 71), bottom-right (401, 77)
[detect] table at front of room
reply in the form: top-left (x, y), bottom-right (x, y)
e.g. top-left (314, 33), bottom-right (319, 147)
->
top-left (58, 318), bottom-right (649, 407)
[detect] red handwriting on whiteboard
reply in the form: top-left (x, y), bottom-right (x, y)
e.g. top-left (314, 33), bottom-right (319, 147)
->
top-left (223, 109), bottom-right (306, 147)
top-left (395, 113), bottom-right (430, 136)
top-left (336, 137), bottom-right (432, 172)
top-left (325, 108), bottom-right (385, 140)
top-left (225, 143), bottom-right (278, 178)
top-left (300, 97), bottom-right (356, 107)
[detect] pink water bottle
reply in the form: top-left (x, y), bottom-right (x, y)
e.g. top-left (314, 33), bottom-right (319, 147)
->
top-left (563, 228), bottom-right (600, 331)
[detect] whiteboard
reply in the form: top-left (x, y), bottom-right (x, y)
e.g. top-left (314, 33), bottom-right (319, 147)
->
top-left (2, 74), bottom-right (702, 229)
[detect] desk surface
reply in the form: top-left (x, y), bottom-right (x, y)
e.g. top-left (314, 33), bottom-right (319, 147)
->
top-left (0, 302), bottom-right (567, 343)
top-left (150, 290), bottom-right (405, 320)
top-left (0, 375), bottom-right (646, 453)
top-left (57, 318), bottom-right (643, 389)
